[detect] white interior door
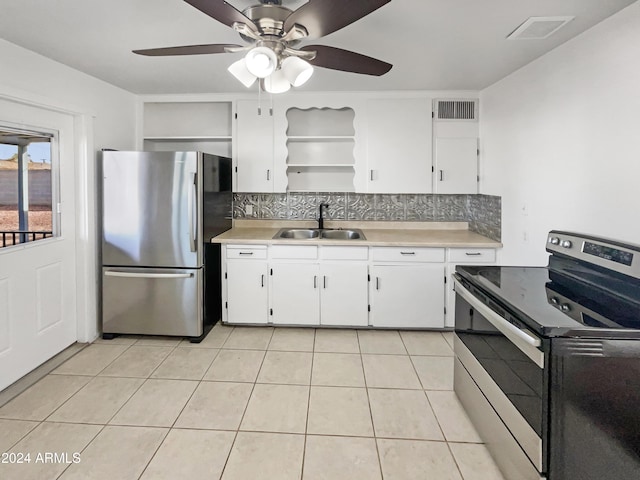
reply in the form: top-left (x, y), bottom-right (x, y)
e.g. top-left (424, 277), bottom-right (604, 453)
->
top-left (0, 99), bottom-right (78, 391)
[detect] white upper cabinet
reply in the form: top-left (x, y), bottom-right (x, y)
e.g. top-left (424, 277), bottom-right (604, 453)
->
top-left (365, 97), bottom-right (433, 194)
top-left (235, 99), bottom-right (278, 193)
top-left (142, 101), bottom-right (232, 157)
top-left (433, 99), bottom-right (479, 194)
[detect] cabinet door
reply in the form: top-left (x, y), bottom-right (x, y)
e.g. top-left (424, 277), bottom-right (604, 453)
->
top-left (320, 263), bottom-right (368, 327)
top-left (434, 137), bottom-right (478, 193)
top-left (236, 100), bottom-right (274, 192)
top-left (270, 263), bottom-right (320, 325)
top-left (370, 264), bottom-right (445, 328)
top-left (366, 98), bottom-right (432, 193)
top-left (226, 260), bottom-right (268, 324)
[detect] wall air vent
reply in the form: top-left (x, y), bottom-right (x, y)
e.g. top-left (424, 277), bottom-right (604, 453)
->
top-left (435, 100), bottom-right (478, 121)
top-left (507, 16), bottom-right (575, 40)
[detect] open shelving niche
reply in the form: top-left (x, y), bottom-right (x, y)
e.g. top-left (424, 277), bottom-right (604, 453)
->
top-left (142, 102), bottom-right (232, 157)
top-left (285, 107), bottom-right (356, 192)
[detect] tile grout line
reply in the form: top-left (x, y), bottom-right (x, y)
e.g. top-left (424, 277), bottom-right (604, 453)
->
top-left (356, 330), bottom-right (386, 480)
top-left (52, 423), bottom-right (107, 480)
top-left (300, 328), bottom-right (317, 480)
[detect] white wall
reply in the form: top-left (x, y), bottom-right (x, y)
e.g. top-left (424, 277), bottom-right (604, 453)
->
top-left (480, 2), bottom-right (640, 265)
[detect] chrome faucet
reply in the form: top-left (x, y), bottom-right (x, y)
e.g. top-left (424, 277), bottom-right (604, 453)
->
top-left (318, 203), bottom-right (329, 230)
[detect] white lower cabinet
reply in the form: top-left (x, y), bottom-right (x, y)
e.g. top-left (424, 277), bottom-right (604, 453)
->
top-left (319, 262), bottom-right (369, 327)
top-left (225, 259), bottom-right (269, 324)
top-left (270, 263), bottom-right (320, 326)
top-left (370, 264), bottom-right (446, 328)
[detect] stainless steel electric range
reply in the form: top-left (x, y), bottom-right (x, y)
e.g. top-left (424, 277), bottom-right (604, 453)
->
top-left (453, 231), bottom-right (640, 480)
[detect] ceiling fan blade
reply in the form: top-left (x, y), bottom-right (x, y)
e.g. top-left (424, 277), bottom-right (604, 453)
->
top-left (285, 0), bottom-right (391, 39)
top-left (183, 0), bottom-right (257, 32)
top-left (301, 45), bottom-right (392, 76)
top-left (133, 44), bottom-right (241, 56)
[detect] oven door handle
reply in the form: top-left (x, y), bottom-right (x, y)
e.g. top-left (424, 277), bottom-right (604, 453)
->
top-left (455, 279), bottom-right (545, 368)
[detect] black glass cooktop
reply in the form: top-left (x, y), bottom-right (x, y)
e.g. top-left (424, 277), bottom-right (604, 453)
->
top-left (455, 264), bottom-right (640, 338)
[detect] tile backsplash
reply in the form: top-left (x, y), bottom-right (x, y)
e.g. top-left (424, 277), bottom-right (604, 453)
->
top-left (233, 193), bottom-right (501, 241)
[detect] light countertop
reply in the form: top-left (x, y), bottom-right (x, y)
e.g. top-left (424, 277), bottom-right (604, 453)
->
top-left (211, 220), bottom-right (502, 248)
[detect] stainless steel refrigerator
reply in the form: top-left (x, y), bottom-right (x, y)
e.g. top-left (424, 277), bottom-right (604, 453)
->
top-left (100, 151), bottom-right (232, 340)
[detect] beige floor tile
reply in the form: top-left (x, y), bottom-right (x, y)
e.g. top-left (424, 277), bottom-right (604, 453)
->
top-left (151, 347), bottom-right (219, 380)
top-left (307, 386), bottom-right (373, 437)
top-left (400, 331), bottom-right (454, 356)
top-left (175, 381), bottom-right (252, 430)
top-left (2, 422), bottom-right (102, 480)
top-left (411, 355), bottom-right (454, 390)
top-left (449, 443), bottom-right (506, 480)
top-left (222, 432), bottom-right (304, 480)
top-left (314, 329), bottom-right (360, 353)
top-left (303, 435), bottom-right (381, 480)
top-left (180, 323), bottom-right (234, 348)
top-left (223, 326), bottom-right (273, 350)
top-left (268, 328), bottom-right (315, 352)
top-left (47, 376), bottom-right (144, 424)
top-left (0, 375), bottom-right (91, 421)
top-left (203, 349), bottom-right (265, 383)
top-left (378, 438), bottom-right (462, 480)
top-left (0, 419), bottom-right (40, 452)
top-left (141, 429), bottom-right (235, 480)
top-left (99, 346), bottom-right (173, 378)
top-left (257, 351), bottom-right (312, 385)
top-left (311, 353), bottom-right (365, 387)
top-left (427, 391), bottom-right (482, 443)
top-left (93, 335), bottom-right (140, 345)
top-left (135, 336), bottom-right (183, 346)
top-left (52, 344), bottom-right (129, 375)
top-left (110, 379), bottom-right (198, 427)
top-left (59, 425), bottom-right (167, 480)
top-left (369, 389), bottom-right (444, 441)
top-left (362, 354), bottom-right (422, 389)
top-left (240, 384), bottom-right (309, 434)
top-left (443, 331), bottom-right (455, 349)
top-left (358, 330), bottom-right (407, 354)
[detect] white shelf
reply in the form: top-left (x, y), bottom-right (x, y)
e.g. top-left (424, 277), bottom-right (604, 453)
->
top-left (144, 136), bottom-right (231, 142)
top-left (287, 163), bottom-right (354, 168)
top-left (286, 136), bottom-right (355, 142)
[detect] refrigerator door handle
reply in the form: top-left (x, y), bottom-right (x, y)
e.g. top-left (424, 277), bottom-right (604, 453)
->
top-left (189, 172), bottom-right (197, 252)
top-left (104, 271), bottom-right (194, 279)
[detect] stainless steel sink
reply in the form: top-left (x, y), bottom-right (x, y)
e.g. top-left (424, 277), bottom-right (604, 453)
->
top-left (273, 228), bottom-right (365, 240)
top-left (274, 228), bottom-right (320, 239)
top-left (320, 229), bottom-right (365, 240)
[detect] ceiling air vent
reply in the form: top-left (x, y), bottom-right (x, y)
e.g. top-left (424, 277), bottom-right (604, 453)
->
top-left (507, 16), bottom-right (575, 40)
top-left (435, 100), bottom-right (477, 121)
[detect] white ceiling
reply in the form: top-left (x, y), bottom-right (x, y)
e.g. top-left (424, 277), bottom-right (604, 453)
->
top-left (0, 0), bottom-right (636, 95)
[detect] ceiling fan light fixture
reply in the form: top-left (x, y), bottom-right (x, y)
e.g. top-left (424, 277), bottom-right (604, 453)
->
top-left (227, 59), bottom-right (257, 88)
top-left (245, 46), bottom-right (277, 78)
top-left (264, 69), bottom-right (291, 94)
top-left (281, 56), bottom-right (314, 87)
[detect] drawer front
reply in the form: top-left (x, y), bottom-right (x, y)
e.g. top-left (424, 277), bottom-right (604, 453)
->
top-left (271, 245), bottom-right (318, 260)
top-left (449, 248), bottom-right (496, 263)
top-left (372, 247), bottom-right (445, 263)
top-left (226, 245), bottom-right (268, 259)
top-left (321, 246), bottom-right (369, 261)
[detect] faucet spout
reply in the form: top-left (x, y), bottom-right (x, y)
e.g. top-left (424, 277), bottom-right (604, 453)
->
top-left (318, 203), bottom-right (329, 230)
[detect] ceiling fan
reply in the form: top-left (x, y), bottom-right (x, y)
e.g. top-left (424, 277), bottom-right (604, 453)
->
top-left (133, 0), bottom-right (393, 93)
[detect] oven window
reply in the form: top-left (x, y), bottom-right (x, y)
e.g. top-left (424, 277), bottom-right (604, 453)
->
top-left (456, 295), bottom-right (546, 436)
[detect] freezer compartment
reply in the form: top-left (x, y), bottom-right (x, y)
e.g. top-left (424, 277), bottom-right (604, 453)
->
top-left (102, 266), bottom-right (203, 337)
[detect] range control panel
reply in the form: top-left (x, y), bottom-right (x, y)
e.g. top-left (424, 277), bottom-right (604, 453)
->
top-left (546, 231), bottom-right (640, 280)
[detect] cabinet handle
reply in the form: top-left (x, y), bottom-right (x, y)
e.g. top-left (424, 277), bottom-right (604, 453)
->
top-left (439, 170), bottom-right (444, 181)
top-left (465, 252), bottom-right (482, 256)
top-left (313, 275), bottom-right (317, 289)
top-left (261, 274), bottom-right (265, 287)
top-left (376, 277), bottom-right (380, 290)
top-left (239, 252), bottom-right (254, 256)
top-left (266, 169), bottom-right (271, 181)
top-left (400, 251), bottom-right (416, 256)
top-left (323, 276), bottom-right (327, 289)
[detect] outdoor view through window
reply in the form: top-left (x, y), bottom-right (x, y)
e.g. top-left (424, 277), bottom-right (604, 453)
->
top-left (0, 128), bottom-right (54, 248)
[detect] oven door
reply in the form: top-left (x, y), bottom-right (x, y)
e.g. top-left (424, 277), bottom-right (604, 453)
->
top-left (454, 277), bottom-right (548, 478)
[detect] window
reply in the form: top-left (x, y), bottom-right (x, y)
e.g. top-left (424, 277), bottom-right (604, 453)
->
top-left (0, 127), bottom-right (57, 248)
